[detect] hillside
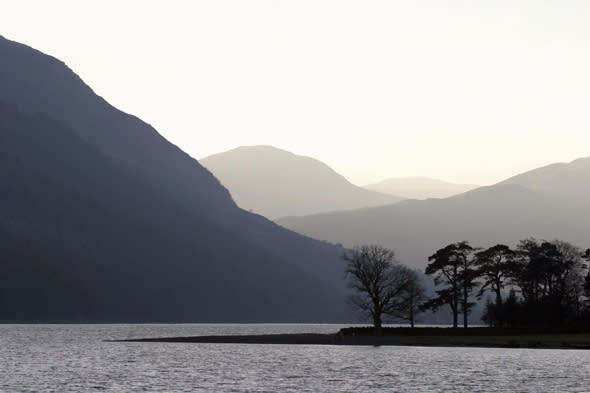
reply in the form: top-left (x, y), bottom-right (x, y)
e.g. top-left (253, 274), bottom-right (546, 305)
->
top-left (363, 176), bottom-right (478, 200)
top-left (501, 157), bottom-right (590, 202)
top-left (278, 160), bottom-right (590, 269)
top-left (0, 35), bottom-right (350, 322)
top-left (201, 145), bottom-right (402, 219)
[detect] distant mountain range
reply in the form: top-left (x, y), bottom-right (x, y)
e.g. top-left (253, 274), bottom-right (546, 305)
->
top-left (201, 146), bottom-right (402, 219)
top-left (500, 157), bottom-right (590, 203)
top-left (0, 35), bottom-right (350, 322)
top-left (278, 157), bottom-right (590, 269)
top-left (363, 177), bottom-right (478, 200)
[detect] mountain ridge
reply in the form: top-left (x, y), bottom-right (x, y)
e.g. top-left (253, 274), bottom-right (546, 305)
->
top-left (278, 158), bottom-right (590, 269)
top-left (201, 145), bottom-right (403, 219)
top-left (363, 176), bottom-right (479, 200)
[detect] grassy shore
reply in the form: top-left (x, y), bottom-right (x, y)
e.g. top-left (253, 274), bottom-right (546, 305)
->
top-left (337, 327), bottom-right (590, 349)
top-left (111, 327), bottom-right (590, 349)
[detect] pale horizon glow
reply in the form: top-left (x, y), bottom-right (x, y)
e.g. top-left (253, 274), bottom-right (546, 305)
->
top-left (2, 0), bottom-right (589, 185)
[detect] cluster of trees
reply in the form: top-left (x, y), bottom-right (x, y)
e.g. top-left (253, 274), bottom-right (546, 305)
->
top-left (343, 240), bottom-right (590, 330)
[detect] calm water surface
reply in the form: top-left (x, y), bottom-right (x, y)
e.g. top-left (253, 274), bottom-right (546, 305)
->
top-left (2, 324), bottom-right (590, 392)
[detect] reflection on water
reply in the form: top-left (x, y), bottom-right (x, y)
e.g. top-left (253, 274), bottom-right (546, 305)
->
top-left (1, 324), bottom-right (590, 392)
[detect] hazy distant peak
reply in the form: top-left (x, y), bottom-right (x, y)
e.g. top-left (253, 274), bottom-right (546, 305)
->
top-left (201, 145), bottom-right (403, 218)
top-left (502, 156), bottom-right (590, 183)
top-left (235, 145), bottom-right (293, 152)
top-left (208, 145), bottom-right (327, 163)
top-left (570, 155), bottom-right (590, 166)
top-left (498, 156), bottom-right (590, 201)
top-left (378, 176), bottom-right (476, 186)
top-left (363, 176), bottom-right (478, 200)
top-left (278, 157), bottom-right (590, 271)
top-left (202, 145), bottom-right (350, 183)
top-left (228, 145), bottom-right (297, 156)
top-left (449, 183), bottom-right (537, 200)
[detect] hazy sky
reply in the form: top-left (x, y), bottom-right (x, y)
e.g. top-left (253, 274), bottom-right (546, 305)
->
top-left (2, 0), bottom-right (589, 185)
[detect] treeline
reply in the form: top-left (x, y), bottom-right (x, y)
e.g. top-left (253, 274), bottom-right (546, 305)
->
top-left (342, 239), bottom-right (590, 329)
top-left (427, 239), bottom-right (590, 328)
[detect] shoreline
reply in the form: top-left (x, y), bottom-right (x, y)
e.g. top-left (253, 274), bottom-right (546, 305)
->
top-left (108, 330), bottom-right (590, 349)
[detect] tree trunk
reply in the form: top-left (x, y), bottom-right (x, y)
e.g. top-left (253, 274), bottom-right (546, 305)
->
top-left (495, 293), bottom-right (503, 327)
top-left (373, 314), bottom-right (382, 336)
top-left (495, 288), bottom-right (503, 306)
top-left (452, 287), bottom-right (459, 328)
top-left (463, 288), bottom-right (469, 328)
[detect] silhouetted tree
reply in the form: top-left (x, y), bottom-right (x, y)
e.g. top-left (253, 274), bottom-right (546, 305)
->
top-left (475, 244), bottom-right (515, 305)
top-left (510, 239), bottom-right (586, 325)
top-left (554, 240), bottom-right (586, 318)
top-left (342, 245), bottom-right (413, 333)
top-left (484, 289), bottom-right (522, 327)
top-left (388, 269), bottom-right (426, 328)
top-left (423, 241), bottom-right (478, 328)
top-left (534, 241), bottom-right (580, 304)
top-left (422, 239), bottom-right (589, 328)
top-left (512, 239), bottom-right (558, 304)
top-left (584, 250), bottom-right (590, 300)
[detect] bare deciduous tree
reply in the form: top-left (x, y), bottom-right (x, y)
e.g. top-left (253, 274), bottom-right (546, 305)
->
top-left (342, 245), bottom-right (415, 333)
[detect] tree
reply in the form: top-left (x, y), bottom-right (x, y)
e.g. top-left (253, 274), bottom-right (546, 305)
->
top-left (389, 269), bottom-right (426, 328)
top-left (514, 240), bottom-right (581, 304)
top-left (474, 244), bottom-right (515, 327)
top-left (342, 245), bottom-right (413, 333)
top-left (512, 239), bottom-right (558, 304)
top-left (510, 239), bottom-right (586, 325)
top-left (584, 249), bottom-right (590, 299)
top-left (474, 244), bottom-right (515, 326)
top-left (423, 241), bottom-right (479, 328)
top-left (553, 240), bottom-right (586, 318)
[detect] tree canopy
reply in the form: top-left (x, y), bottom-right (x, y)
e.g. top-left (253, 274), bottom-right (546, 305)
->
top-left (423, 241), bottom-right (478, 328)
top-left (342, 245), bottom-right (419, 332)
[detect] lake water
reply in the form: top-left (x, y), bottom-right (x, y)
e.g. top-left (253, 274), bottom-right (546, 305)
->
top-left (2, 324), bottom-right (590, 392)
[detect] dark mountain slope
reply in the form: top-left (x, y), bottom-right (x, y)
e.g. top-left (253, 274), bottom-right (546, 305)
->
top-left (201, 146), bottom-right (402, 219)
top-left (0, 35), bottom-right (347, 301)
top-left (0, 102), bottom-right (343, 321)
top-left (0, 35), bottom-right (350, 322)
top-left (0, 36), bottom-right (232, 216)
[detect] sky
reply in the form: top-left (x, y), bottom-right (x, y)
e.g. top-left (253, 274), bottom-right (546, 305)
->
top-left (1, 0), bottom-right (589, 185)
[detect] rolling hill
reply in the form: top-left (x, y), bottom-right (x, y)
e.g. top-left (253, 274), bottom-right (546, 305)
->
top-left (363, 176), bottom-right (478, 200)
top-left (278, 158), bottom-right (590, 269)
top-left (500, 157), bottom-right (590, 202)
top-left (201, 145), bottom-right (403, 219)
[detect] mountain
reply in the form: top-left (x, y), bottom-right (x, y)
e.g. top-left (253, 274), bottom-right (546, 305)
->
top-left (201, 145), bottom-right (403, 219)
top-left (0, 35), bottom-right (350, 322)
top-left (363, 177), bottom-right (478, 200)
top-left (500, 157), bottom-right (590, 202)
top-left (277, 158), bottom-right (590, 269)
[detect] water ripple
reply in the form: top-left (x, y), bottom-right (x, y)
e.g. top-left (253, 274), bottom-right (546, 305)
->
top-left (1, 324), bottom-right (590, 392)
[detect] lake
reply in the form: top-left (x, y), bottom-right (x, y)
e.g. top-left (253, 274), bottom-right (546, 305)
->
top-left (2, 324), bottom-right (590, 392)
